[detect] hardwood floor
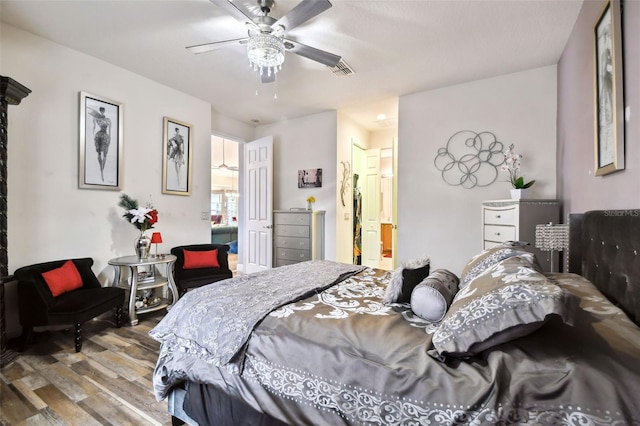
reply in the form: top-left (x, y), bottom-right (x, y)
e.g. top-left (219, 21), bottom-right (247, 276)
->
top-left (1, 258), bottom-right (242, 425)
top-left (228, 253), bottom-right (238, 275)
top-left (0, 311), bottom-right (169, 425)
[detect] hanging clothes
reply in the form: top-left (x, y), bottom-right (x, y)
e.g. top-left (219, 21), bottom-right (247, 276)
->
top-left (353, 174), bottom-right (362, 265)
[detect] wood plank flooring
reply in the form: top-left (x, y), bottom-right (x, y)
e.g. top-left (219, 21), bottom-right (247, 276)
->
top-left (0, 311), bottom-right (170, 426)
top-left (1, 257), bottom-right (241, 425)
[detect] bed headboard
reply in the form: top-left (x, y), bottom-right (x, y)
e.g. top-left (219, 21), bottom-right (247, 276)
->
top-left (568, 209), bottom-right (640, 325)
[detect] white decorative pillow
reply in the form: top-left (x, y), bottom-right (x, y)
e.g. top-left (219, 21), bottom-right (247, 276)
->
top-left (383, 256), bottom-right (430, 304)
top-left (410, 269), bottom-right (459, 322)
top-left (431, 255), bottom-right (579, 359)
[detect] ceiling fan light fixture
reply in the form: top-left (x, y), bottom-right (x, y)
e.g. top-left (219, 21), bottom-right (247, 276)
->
top-left (247, 32), bottom-right (285, 77)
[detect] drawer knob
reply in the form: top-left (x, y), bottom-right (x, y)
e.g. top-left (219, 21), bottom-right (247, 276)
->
top-left (495, 215), bottom-right (501, 218)
top-left (495, 232), bottom-right (500, 236)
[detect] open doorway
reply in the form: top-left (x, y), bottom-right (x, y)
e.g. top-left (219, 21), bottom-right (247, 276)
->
top-left (351, 140), bottom-right (395, 271)
top-left (380, 148), bottom-right (394, 270)
top-left (339, 97), bottom-right (398, 270)
top-left (211, 135), bottom-right (240, 274)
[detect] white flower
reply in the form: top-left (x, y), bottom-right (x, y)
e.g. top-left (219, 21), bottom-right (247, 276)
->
top-left (127, 207), bottom-right (152, 224)
top-left (502, 144), bottom-right (534, 189)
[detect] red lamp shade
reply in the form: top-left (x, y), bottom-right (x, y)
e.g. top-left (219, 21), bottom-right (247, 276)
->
top-left (150, 232), bottom-right (163, 244)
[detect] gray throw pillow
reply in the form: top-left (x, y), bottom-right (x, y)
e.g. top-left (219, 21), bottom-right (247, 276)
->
top-left (410, 269), bottom-right (459, 322)
top-left (431, 255), bottom-right (579, 359)
top-left (458, 243), bottom-right (538, 290)
top-left (383, 256), bottom-right (430, 304)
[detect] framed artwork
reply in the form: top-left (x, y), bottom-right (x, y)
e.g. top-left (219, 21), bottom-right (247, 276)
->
top-left (594, 0), bottom-right (624, 176)
top-left (298, 168), bottom-right (322, 188)
top-left (78, 91), bottom-right (123, 189)
top-left (162, 117), bottom-right (192, 195)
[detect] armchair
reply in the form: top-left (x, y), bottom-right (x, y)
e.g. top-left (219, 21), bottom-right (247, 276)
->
top-left (14, 258), bottom-right (125, 352)
top-left (171, 244), bottom-right (233, 297)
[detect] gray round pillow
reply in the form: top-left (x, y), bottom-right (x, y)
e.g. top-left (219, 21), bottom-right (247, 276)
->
top-left (410, 269), bottom-right (459, 322)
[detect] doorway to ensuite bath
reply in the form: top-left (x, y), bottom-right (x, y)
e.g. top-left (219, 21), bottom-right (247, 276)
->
top-left (351, 142), bottom-right (396, 272)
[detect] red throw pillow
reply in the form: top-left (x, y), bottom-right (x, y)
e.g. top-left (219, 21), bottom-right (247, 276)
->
top-left (41, 260), bottom-right (83, 297)
top-left (183, 249), bottom-right (220, 269)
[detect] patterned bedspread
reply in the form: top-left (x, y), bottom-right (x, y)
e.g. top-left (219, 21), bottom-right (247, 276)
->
top-left (150, 261), bottom-right (365, 392)
top-left (151, 265), bottom-right (640, 425)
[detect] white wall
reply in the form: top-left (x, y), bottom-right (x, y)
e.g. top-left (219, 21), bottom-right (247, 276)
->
top-left (398, 65), bottom-right (558, 274)
top-left (370, 128), bottom-right (397, 150)
top-left (2, 24), bottom-right (214, 277)
top-left (211, 110), bottom-right (254, 143)
top-left (255, 111), bottom-right (338, 260)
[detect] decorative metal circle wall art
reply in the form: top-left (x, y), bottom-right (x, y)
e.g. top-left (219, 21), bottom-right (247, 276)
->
top-left (434, 131), bottom-right (506, 188)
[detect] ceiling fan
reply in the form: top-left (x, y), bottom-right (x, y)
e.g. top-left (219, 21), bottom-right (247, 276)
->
top-left (213, 139), bottom-right (239, 171)
top-left (187, 0), bottom-right (342, 83)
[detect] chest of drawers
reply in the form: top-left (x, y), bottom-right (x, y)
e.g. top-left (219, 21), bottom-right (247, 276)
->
top-left (273, 210), bottom-right (325, 267)
top-left (482, 199), bottom-right (560, 271)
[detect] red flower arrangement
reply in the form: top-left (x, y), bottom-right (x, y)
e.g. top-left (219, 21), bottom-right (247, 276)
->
top-left (118, 193), bottom-right (158, 232)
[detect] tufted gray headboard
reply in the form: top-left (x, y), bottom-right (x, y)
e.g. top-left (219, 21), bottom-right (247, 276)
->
top-left (568, 209), bottom-right (640, 326)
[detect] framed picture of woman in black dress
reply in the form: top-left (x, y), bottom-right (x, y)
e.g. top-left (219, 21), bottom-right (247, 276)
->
top-left (162, 117), bottom-right (192, 195)
top-left (78, 92), bottom-right (123, 190)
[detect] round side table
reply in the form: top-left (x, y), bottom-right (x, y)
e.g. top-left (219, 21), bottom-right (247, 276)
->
top-left (108, 255), bottom-right (178, 326)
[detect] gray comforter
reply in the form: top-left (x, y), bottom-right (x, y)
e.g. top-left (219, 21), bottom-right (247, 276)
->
top-left (151, 264), bottom-right (640, 425)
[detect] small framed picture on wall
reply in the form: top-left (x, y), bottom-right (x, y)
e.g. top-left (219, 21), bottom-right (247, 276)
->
top-left (298, 168), bottom-right (322, 188)
top-left (162, 117), bottom-right (192, 195)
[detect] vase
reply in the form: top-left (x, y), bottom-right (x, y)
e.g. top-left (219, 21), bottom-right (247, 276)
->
top-left (510, 188), bottom-right (529, 200)
top-left (307, 202), bottom-right (313, 211)
top-left (134, 231), bottom-right (151, 260)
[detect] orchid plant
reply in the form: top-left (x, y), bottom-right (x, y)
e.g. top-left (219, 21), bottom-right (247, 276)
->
top-left (119, 193), bottom-right (158, 232)
top-left (501, 144), bottom-right (535, 189)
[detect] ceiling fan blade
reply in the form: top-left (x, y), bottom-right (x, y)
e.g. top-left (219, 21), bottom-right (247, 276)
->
top-left (274, 0), bottom-right (332, 32)
top-left (186, 38), bottom-right (248, 55)
top-left (261, 68), bottom-right (276, 84)
top-left (284, 39), bottom-right (341, 67)
top-left (209, 0), bottom-right (259, 29)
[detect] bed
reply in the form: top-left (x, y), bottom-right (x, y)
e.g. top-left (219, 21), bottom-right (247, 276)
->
top-left (151, 209), bottom-right (640, 425)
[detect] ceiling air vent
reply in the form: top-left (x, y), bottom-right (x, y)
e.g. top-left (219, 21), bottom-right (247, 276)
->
top-left (329, 59), bottom-right (355, 77)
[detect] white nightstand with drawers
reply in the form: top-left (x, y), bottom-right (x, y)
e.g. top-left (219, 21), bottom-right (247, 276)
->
top-left (273, 210), bottom-right (325, 267)
top-left (482, 199), bottom-right (560, 272)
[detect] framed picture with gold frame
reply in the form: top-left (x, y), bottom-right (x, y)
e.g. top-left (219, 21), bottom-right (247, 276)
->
top-left (593, 0), bottom-right (624, 176)
top-left (162, 117), bottom-right (192, 195)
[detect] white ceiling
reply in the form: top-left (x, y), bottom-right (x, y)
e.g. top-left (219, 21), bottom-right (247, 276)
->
top-left (0, 0), bottom-right (583, 131)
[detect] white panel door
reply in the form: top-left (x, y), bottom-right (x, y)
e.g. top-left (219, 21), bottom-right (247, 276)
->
top-left (361, 148), bottom-right (381, 268)
top-left (244, 136), bottom-right (273, 274)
